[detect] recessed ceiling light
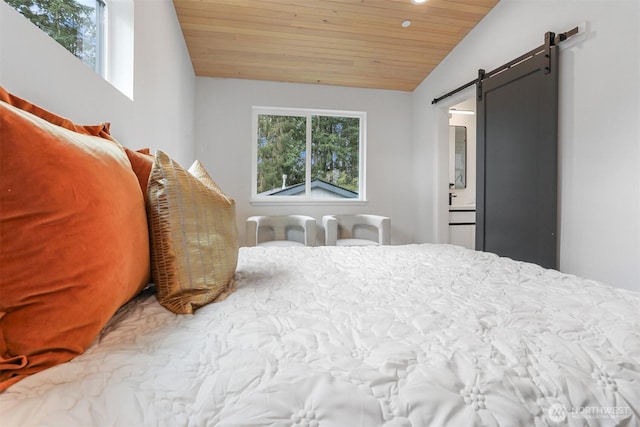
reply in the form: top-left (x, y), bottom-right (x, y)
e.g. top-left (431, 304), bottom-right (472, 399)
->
top-left (401, 20), bottom-right (412, 28)
top-left (411, 0), bottom-right (428, 4)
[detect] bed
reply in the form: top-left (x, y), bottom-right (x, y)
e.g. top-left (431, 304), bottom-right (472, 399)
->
top-left (1, 244), bottom-right (638, 427)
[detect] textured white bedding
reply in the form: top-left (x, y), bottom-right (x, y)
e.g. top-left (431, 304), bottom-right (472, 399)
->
top-left (1, 244), bottom-right (639, 427)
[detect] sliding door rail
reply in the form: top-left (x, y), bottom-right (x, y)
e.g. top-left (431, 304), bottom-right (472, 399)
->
top-left (431, 27), bottom-right (578, 105)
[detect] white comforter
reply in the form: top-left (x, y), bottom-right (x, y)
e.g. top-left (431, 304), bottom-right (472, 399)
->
top-left (2, 244), bottom-right (639, 427)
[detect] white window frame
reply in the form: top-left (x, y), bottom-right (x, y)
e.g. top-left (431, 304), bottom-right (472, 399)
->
top-left (251, 106), bottom-right (367, 206)
top-left (95, 0), bottom-right (107, 77)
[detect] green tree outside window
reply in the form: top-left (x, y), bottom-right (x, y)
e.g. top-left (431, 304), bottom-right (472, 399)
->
top-left (6, 0), bottom-right (100, 71)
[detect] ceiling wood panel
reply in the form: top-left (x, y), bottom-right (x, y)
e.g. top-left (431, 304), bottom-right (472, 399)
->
top-left (173, 0), bottom-right (499, 91)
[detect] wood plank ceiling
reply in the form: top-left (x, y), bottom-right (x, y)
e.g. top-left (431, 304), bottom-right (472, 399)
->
top-left (173, 0), bottom-right (499, 92)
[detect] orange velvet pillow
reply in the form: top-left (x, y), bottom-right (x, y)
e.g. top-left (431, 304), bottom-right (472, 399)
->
top-left (0, 100), bottom-right (150, 391)
top-left (124, 147), bottom-right (154, 194)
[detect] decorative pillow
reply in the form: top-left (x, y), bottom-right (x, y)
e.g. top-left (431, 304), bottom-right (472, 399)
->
top-left (124, 147), bottom-right (154, 194)
top-left (0, 101), bottom-right (150, 391)
top-left (146, 151), bottom-right (239, 314)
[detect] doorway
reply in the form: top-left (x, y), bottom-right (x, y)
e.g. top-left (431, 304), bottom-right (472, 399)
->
top-left (447, 97), bottom-right (476, 250)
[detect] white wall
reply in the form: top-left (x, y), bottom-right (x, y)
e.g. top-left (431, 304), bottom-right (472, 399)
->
top-left (132, 0), bottom-right (195, 165)
top-left (0, 0), bottom-right (195, 165)
top-left (413, 0), bottom-right (640, 292)
top-left (194, 78), bottom-right (414, 246)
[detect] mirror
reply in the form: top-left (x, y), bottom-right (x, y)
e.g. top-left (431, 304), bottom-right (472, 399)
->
top-left (449, 126), bottom-right (467, 189)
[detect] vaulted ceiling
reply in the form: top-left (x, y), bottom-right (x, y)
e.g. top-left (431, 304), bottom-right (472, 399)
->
top-left (173, 0), bottom-right (499, 92)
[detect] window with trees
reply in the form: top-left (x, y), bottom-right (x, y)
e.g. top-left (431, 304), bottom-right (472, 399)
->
top-left (6, 0), bottom-right (106, 76)
top-left (252, 107), bottom-right (366, 203)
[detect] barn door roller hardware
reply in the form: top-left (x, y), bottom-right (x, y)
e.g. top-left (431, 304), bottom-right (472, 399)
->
top-left (432, 26), bottom-right (579, 105)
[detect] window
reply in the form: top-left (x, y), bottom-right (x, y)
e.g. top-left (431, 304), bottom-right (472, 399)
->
top-left (252, 107), bottom-right (366, 203)
top-left (7, 0), bottom-right (106, 76)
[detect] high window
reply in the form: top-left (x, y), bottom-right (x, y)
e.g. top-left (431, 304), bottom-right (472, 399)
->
top-left (252, 107), bottom-right (366, 203)
top-left (6, 0), bottom-right (106, 76)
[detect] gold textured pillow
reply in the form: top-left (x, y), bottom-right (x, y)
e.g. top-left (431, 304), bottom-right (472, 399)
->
top-left (146, 151), bottom-right (239, 314)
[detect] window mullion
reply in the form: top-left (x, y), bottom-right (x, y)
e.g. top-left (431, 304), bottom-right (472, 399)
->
top-left (305, 114), bottom-right (312, 199)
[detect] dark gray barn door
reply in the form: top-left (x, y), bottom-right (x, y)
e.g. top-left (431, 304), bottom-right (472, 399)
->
top-left (476, 44), bottom-right (559, 269)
